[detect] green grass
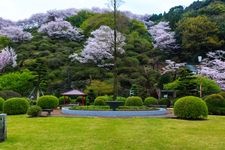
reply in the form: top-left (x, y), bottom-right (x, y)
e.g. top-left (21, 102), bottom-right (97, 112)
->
top-left (1, 115), bottom-right (225, 150)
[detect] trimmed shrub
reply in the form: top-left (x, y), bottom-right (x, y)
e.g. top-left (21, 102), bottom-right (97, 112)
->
top-left (116, 96), bottom-right (126, 102)
top-left (204, 94), bottom-right (225, 115)
top-left (37, 95), bottom-right (59, 109)
top-left (94, 97), bottom-right (106, 106)
top-left (144, 97), bottom-right (158, 106)
top-left (174, 96), bottom-right (208, 120)
top-left (218, 92), bottom-right (225, 99)
top-left (0, 97), bottom-right (4, 112)
top-left (59, 96), bottom-right (71, 105)
top-left (3, 98), bottom-right (29, 115)
top-left (125, 96), bottom-right (143, 106)
top-left (158, 98), bottom-right (169, 106)
top-left (0, 90), bottom-right (21, 99)
top-left (27, 105), bottom-right (42, 117)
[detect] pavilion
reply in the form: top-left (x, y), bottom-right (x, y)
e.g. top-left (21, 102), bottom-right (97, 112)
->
top-left (61, 89), bottom-right (86, 105)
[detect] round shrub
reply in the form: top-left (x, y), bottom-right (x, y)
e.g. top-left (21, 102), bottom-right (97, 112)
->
top-left (158, 98), bottom-right (169, 105)
top-left (125, 96), bottom-right (143, 106)
top-left (59, 96), bottom-right (71, 105)
top-left (27, 105), bottom-right (42, 117)
top-left (3, 98), bottom-right (29, 115)
top-left (0, 97), bottom-right (4, 112)
top-left (94, 97), bottom-right (106, 106)
top-left (37, 95), bottom-right (59, 109)
top-left (218, 92), bottom-right (225, 99)
top-left (144, 97), bottom-right (158, 106)
top-left (174, 96), bottom-right (208, 120)
top-left (116, 96), bottom-right (126, 102)
top-left (204, 94), bottom-right (225, 115)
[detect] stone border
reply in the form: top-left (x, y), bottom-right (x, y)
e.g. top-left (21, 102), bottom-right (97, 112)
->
top-left (61, 107), bottom-right (168, 117)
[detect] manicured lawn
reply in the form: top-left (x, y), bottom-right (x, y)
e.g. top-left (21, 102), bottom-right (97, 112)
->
top-left (1, 115), bottom-right (225, 150)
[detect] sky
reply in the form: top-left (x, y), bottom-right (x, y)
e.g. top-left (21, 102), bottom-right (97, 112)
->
top-left (0, 0), bottom-right (196, 21)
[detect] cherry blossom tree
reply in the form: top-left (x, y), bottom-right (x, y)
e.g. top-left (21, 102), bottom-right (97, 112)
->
top-left (148, 21), bottom-right (179, 51)
top-left (0, 26), bottom-right (32, 42)
top-left (70, 25), bottom-right (125, 65)
top-left (0, 17), bottom-right (16, 29)
top-left (199, 50), bottom-right (225, 89)
top-left (17, 8), bottom-right (78, 29)
top-left (38, 20), bottom-right (83, 41)
top-left (162, 60), bottom-right (186, 74)
top-left (0, 47), bottom-right (17, 72)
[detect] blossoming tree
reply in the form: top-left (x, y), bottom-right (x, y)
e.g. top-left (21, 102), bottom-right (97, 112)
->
top-left (0, 47), bottom-right (17, 72)
top-left (199, 50), bottom-right (225, 89)
top-left (70, 25), bottom-right (125, 65)
top-left (38, 20), bottom-right (83, 41)
top-left (148, 21), bottom-right (179, 51)
top-left (0, 26), bottom-right (32, 42)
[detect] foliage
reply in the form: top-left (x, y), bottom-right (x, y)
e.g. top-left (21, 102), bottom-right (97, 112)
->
top-left (0, 70), bottom-right (35, 96)
top-left (0, 36), bottom-right (11, 49)
top-left (116, 96), bottom-right (126, 102)
top-left (3, 97), bottom-right (29, 115)
top-left (204, 94), bottom-right (225, 115)
top-left (37, 95), bottom-right (59, 109)
top-left (85, 80), bottom-right (113, 96)
top-left (27, 105), bottom-right (42, 117)
top-left (87, 89), bottom-right (96, 104)
top-left (67, 10), bottom-right (94, 27)
top-left (125, 96), bottom-right (143, 106)
top-left (164, 6), bottom-right (184, 29)
top-left (94, 96), bottom-right (107, 106)
top-left (0, 97), bottom-right (4, 112)
top-left (218, 91), bottom-right (225, 98)
top-left (174, 96), bottom-right (208, 120)
top-left (0, 90), bottom-right (21, 99)
top-left (144, 97), bottom-right (158, 106)
top-left (80, 12), bottom-right (129, 36)
top-left (176, 16), bottom-right (223, 56)
top-left (165, 74), bottom-right (221, 97)
top-left (59, 96), bottom-right (71, 105)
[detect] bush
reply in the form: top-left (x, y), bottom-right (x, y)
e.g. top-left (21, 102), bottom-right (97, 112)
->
top-left (116, 96), bottom-right (126, 102)
top-left (37, 95), bottom-right (59, 109)
top-left (94, 97), bottom-right (106, 106)
top-left (174, 96), bottom-right (208, 120)
top-left (158, 98), bottom-right (169, 106)
top-left (27, 105), bottom-right (42, 117)
top-left (204, 94), bottom-right (225, 115)
top-left (144, 97), bottom-right (158, 106)
top-left (0, 97), bottom-right (4, 112)
top-left (218, 92), bottom-right (225, 98)
top-left (59, 96), bottom-right (71, 105)
top-left (76, 96), bottom-right (83, 104)
top-left (0, 90), bottom-right (21, 99)
top-left (125, 96), bottom-right (143, 106)
top-left (3, 98), bottom-right (29, 115)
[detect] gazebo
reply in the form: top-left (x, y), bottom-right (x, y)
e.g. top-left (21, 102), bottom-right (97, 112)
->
top-left (61, 89), bottom-right (86, 105)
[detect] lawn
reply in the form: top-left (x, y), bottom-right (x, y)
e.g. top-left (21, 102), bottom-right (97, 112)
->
top-left (1, 115), bottom-right (225, 150)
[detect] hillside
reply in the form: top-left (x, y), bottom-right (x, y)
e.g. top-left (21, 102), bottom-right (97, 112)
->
top-left (0, 0), bottom-right (225, 98)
